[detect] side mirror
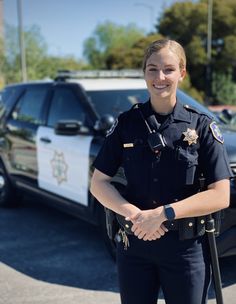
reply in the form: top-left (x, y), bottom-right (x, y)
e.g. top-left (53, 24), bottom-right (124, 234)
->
top-left (54, 120), bottom-right (82, 135)
top-left (94, 114), bottom-right (115, 133)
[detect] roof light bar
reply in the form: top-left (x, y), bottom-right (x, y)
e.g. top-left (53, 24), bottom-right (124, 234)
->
top-left (56, 69), bottom-right (143, 79)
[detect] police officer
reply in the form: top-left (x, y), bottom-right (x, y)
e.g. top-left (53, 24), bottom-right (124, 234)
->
top-left (90, 39), bottom-right (232, 304)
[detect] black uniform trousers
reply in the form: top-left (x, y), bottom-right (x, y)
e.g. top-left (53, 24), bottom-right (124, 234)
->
top-left (116, 231), bottom-right (211, 304)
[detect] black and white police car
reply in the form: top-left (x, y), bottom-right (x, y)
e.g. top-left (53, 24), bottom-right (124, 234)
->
top-left (0, 70), bottom-right (236, 258)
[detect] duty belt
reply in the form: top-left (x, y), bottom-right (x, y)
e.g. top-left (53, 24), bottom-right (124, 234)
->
top-left (116, 214), bottom-right (211, 240)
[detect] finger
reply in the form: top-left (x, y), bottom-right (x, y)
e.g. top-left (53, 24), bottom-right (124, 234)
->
top-left (144, 231), bottom-right (161, 241)
top-left (131, 221), bottom-right (143, 232)
top-left (160, 223), bottom-right (168, 232)
top-left (137, 231), bottom-right (147, 240)
top-left (133, 228), bottom-right (142, 237)
top-left (156, 228), bottom-right (166, 236)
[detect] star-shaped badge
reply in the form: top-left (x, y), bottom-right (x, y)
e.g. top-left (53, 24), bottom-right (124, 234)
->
top-left (51, 151), bottom-right (68, 185)
top-left (183, 128), bottom-right (199, 145)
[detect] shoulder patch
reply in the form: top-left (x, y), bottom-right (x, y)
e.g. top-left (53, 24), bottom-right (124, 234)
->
top-left (106, 118), bottom-right (118, 137)
top-left (209, 121), bottom-right (224, 144)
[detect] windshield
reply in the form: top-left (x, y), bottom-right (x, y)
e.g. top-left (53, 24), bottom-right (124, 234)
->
top-left (87, 89), bottom-right (150, 118)
top-left (87, 88), bottom-right (220, 123)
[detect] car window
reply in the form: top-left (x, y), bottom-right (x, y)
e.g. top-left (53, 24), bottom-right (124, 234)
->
top-left (0, 87), bottom-right (18, 119)
top-left (12, 87), bottom-right (47, 124)
top-left (47, 88), bottom-right (86, 128)
top-left (87, 89), bottom-right (150, 118)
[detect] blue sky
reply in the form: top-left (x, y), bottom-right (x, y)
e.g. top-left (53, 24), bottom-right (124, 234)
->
top-left (3, 0), bottom-right (187, 60)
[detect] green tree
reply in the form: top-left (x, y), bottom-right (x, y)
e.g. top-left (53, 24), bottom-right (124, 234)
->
top-left (0, 37), bottom-right (5, 88)
top-left (212, 71), bottom-right (236, 105)
top-left (83, 21), bottom-right (145, 69)
top-left (3, 24), bottom-right (87, 84)
top-left (38, 56), bottom-right (87, 80)
top-left (105, 34), bottom-right (164, 70)
top-left (157, 0), bottom-right (236, 104)
top-left (4, 24), bottom-right (48, 83)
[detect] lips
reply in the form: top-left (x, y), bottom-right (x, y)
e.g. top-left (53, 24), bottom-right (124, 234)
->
top-left (153, 84), bottom-right (169, 89)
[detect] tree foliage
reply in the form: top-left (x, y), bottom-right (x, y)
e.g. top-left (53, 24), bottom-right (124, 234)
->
top-left (212, 71), bottom-right (236, 105)
top-left (105, 34), bottom-right (164, 70)
top-left (0, 37), bottom-right (5, 88)
top-left (2, 0), bottom-right (236, 106)
top-left (3, 24), bottom-right (86, 85)
top-left (157, 0), bottom-right (236, 104)
top-left (83, 21), bottom-right (145, 69)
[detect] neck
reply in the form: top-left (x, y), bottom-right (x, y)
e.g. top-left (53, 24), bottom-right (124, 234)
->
top-left (150, 96), bottom-right (176, 114)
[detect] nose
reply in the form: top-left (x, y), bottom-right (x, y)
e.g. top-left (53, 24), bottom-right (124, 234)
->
top-left (156, 70), bottom-right (165, 81)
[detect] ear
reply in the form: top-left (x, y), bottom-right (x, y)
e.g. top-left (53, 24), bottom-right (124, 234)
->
top-left (179, 69), bottom-right (186, 82)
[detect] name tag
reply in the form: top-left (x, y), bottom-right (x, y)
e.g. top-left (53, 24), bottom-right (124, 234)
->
top-left (123, 143), bottom-right (134, 148)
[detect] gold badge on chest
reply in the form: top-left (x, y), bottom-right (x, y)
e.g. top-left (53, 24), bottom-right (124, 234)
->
top-left (182, 128), bottom-right (199, 145)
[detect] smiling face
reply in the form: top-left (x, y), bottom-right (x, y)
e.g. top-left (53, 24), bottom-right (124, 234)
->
top-left (143, 40), bottom-right (186, 113)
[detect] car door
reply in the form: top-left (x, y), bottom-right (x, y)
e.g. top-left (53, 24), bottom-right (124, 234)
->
top-left (36, 86), bottom-right (93, 206)
top-left (5, 84), bottom-right (48, 185)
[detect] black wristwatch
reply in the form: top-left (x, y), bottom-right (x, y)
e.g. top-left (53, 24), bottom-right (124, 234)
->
top-left (164, 204), bottom-right (176, 221)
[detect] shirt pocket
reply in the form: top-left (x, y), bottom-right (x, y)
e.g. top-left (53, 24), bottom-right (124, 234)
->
top-left (122, 144), bottom-right (148, 185)
top-left (176, 147), bottom-right (199, 185)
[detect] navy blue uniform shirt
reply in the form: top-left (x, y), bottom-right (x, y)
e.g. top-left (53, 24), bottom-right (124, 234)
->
top-left (93, 100), bottom-right (233, 210)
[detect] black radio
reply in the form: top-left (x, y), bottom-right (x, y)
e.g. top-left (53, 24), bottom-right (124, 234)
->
top-left (147, 131), bottom-right (166, 154)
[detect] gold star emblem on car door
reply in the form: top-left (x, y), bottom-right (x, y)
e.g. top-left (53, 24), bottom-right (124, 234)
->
top-left (182, 128), bottom-right (199, 145)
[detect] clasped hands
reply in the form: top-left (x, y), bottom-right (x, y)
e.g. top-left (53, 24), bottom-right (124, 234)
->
top-left (126, 207), bottom-right (168, 241)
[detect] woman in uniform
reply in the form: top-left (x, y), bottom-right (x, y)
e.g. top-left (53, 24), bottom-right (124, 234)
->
top-left (90, 39), bottom-right (232, 304)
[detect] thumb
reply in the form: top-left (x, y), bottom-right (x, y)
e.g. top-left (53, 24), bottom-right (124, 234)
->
top-left (126, 212), bottom-right (141, 222)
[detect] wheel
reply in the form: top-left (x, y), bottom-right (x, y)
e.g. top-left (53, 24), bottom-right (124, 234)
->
top-left (0, 164), bottom-right (20, 208)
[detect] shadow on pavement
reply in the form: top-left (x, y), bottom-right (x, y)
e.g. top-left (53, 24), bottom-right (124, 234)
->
top-left (0, 198), bottom-right (119, 292)
top-left (0, 197), bottom-right (235, 299)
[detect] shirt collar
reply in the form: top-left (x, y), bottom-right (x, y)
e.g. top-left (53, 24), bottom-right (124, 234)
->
top-left (141, 99), bottom-right (191, 123)
top-left (172, 99), bottom-right (191, 123)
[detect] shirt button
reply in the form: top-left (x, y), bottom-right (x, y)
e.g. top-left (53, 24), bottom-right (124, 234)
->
top-left (153, 178), bottom-right (158, 182)
top-left (188, 222), bottom-right (193, 227)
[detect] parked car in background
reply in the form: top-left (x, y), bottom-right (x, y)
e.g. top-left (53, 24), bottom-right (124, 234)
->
top-left (0, 70), bottom-right (235, 258)
top-left (208, 105), bottom-right (236, 130)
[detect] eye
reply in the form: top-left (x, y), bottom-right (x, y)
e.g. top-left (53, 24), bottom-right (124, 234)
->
top-left (148, 67), bottom-right (157, 72)
top-left (164, 68), bottom-right (175, 73)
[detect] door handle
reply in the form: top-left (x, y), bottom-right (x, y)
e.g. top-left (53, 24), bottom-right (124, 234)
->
top-left (40, 137), bottom-right (51, 143)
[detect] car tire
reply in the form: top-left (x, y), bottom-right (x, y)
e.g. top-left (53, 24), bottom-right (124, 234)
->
top-left (0, 163), bottom-right (20, 208)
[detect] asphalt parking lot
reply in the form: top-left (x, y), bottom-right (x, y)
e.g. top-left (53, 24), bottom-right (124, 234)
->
top-left (0, 197), bottom-right (235, 304)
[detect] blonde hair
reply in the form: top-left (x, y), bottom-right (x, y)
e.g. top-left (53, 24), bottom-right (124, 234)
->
top-left (142, 39), bottom-right (186, 72)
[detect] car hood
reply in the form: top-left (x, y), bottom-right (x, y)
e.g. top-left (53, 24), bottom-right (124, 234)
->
top-left (221, 126), bottom-right (236, 163)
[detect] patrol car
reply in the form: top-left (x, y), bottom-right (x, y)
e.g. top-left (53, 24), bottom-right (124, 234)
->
top-left (0, 70), bottom-right (236, 258)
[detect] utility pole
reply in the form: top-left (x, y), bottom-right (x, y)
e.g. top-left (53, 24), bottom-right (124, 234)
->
top-left (0, 0), bottom-right (4, 87)
top-left (17, 0), bottom-right (27, 82)
top-left (134, 2), bottom-right (154, 33)
top-left (0, 0), bottom-right (4, 40)
top-left (206, 0), bottom-right (213, 102)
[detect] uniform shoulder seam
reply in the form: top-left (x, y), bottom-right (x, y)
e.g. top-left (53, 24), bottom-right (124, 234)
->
top-left (184, 104), bottom-right (213, 120)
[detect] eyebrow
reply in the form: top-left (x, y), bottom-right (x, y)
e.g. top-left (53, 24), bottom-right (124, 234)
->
top-left (146, 63), bottom-right (176, 68)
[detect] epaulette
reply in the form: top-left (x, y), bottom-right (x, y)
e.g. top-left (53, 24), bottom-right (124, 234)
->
top-left (183, 104), bottom-right (200, 113)
top-left (183, 104), bottom-right (213, 120)
top-left (131, 103), bottom-right (142, 110)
